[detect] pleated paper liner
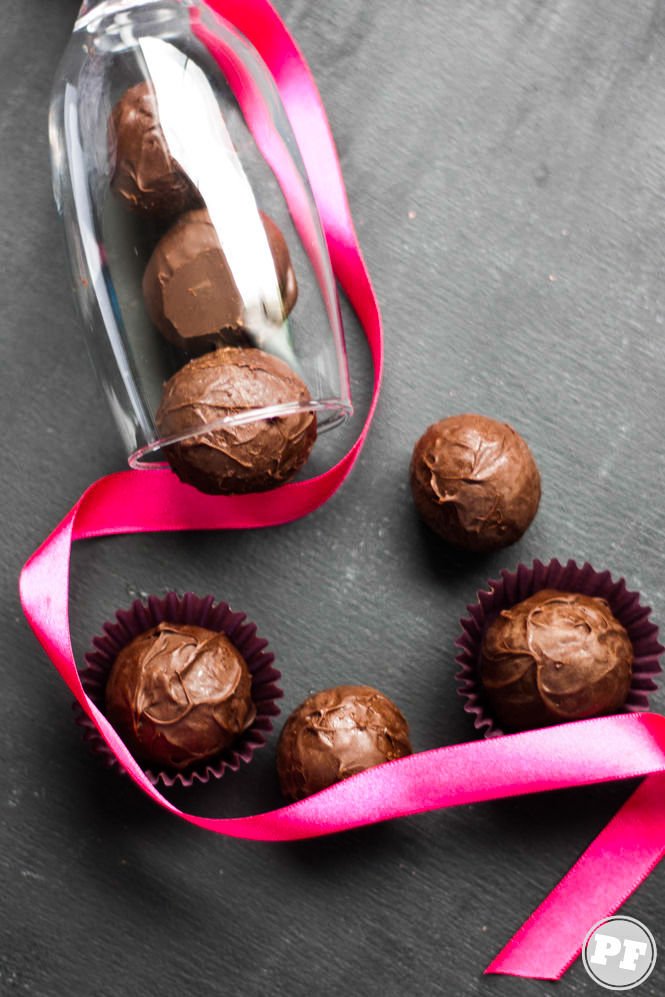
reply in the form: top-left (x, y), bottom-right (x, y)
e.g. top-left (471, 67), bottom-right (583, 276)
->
top-left (455, 559), bottom-right (663, 738)
top-left (74, 591), bottom-right (282, 787)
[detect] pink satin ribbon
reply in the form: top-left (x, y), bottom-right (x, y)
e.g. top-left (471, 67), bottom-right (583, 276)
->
top-left (19, 0), bottom-right (665, 982)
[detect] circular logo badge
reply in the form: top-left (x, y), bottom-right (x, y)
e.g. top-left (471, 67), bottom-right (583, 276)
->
top-left (583, 916), bottom-right (657, 991)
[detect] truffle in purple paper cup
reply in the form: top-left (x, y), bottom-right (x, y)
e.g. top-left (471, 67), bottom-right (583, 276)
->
top-left (74, 592), bottom-right (282, 787)
top-left (455, 559), bottom-right (662, 737)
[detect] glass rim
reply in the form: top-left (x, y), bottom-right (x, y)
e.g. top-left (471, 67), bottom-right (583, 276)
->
top-left (129, 397), bottom-right (353, 468)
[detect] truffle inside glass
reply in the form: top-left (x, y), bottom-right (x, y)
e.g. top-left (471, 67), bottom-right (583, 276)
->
top-left (49, 0), bottom-right (352, 491)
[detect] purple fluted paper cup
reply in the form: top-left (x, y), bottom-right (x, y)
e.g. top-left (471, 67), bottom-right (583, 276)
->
top-left (74, 591), bottom-right (282, 787)
top-left (455, 559), bottom-right (663, 738)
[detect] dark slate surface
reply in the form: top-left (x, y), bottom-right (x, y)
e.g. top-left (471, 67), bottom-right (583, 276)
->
top-left (3, 1), bottom-right (665, 994)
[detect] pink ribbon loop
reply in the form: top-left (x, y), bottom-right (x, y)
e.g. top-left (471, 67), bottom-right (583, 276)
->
top-left (19, 0), bottom-right (665, 983)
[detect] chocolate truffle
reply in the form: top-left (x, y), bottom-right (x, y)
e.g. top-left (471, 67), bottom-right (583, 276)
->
top-left (156, 346), bottom-right (316, 494)
top-left (105, 621), bottom-right (256, 770)
top-left (276, 685), bottom-right (412, 802)
top-left (480, 590), bottom-right (633, 731)
top-left (109, 82), bottom-right (199, 218)
top-left (142, 208), bottom-right (298, 353)
top-left (410, 414), bottom-right (541, 552)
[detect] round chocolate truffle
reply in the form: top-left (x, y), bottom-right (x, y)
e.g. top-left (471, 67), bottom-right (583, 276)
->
top-left (109, 82), bottom-right (199, 218)
top-left (142, 208), bottom-right (298, 353)
top-left (480, 590), bottom-right (633, 731)
top-left (156, 346), bottom-right (316, 494)
top-left (105, 621), bottom-right (256, 770)
top-left (410, 414), bottom-right (541, 552)
top-left (276, 685), bottom-right (412, 802)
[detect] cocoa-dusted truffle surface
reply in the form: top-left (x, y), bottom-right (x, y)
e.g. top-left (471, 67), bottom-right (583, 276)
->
top-left (105, 621), bottom-right (256, 769)
top-left (276, 684), bottom-right (412, 802)
top-left (142, 208), bottom-right (298, 353)
top-left (410, 414), bottom-right (541, 552)
top-left (109, 82), bottom-right (199, 218)
top-left (156, 346), bottom-right (316, 494)
top-left (480, 590), bottom-right (633, 731)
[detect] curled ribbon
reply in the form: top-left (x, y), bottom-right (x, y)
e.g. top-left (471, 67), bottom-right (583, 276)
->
top-left (19, 0), bottom-right (665, 982)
